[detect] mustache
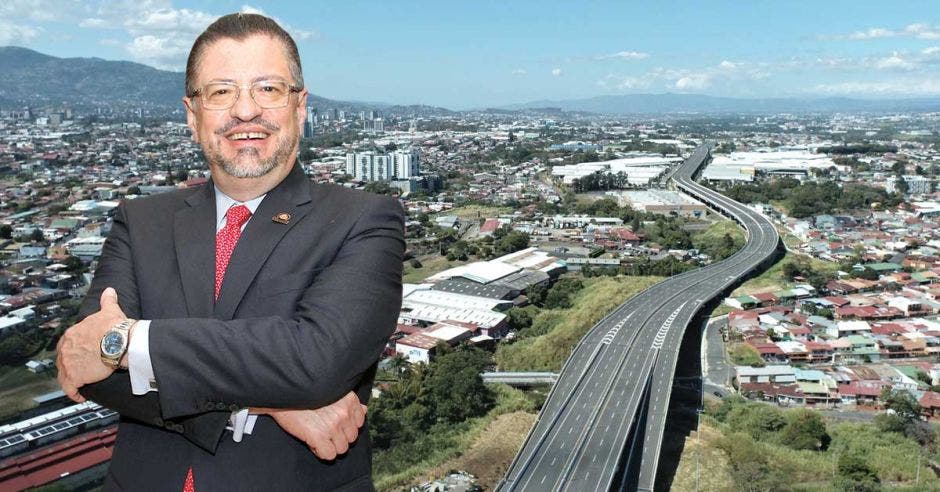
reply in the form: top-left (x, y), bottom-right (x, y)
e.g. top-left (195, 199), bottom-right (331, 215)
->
top-left (215, 118), bottom-right (280, 135)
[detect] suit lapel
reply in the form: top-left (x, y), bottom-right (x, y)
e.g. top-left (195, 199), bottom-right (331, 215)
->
top-left (214, 165), bottom-right (314, 320)
top-left (174, 184), bottom-right (216, 318)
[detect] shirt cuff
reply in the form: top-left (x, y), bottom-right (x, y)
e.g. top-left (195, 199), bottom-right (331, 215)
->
top-left (229, 410), bottom-right (258, 442)
top-left (127, 320), bottom-right (157, 395)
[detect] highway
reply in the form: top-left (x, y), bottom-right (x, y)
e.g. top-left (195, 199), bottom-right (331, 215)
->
top-left (498, 144), bottom-right (782, 491)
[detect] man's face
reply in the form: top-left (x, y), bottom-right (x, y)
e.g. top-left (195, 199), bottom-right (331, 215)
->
top-left (184, 34), bottom-right (307, 182)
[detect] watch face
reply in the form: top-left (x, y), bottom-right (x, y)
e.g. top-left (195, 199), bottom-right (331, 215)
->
top-left (101, 331), bottom-right (125, 357)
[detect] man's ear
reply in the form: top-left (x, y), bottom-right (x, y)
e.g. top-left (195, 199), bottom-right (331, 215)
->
top-left (295, 89), bottom-right (308, 129)
top-left (183, 97), bottom-right (199, 141)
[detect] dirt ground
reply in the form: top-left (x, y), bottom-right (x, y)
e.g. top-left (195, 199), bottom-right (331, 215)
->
top-left (422, 411), bottom-right (537, 490)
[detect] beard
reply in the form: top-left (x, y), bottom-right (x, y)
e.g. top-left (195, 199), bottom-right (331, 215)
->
top-left (205, 117), bottom-right (298, 178)
top-left (205, 135), bottom-right (296, 178)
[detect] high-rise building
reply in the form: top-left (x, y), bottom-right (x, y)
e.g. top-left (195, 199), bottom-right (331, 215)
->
top-left (346, 149), bottom-right (420, 182)
top-left (392, 149), bottom-right (420, 178)
top-left (373, 118), bottom-right (384, 133)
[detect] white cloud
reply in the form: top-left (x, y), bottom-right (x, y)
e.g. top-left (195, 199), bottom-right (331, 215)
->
top-left (596, 50), bottom-right (649, 60)
top-left (126, 34), bottom-right (192, 70)
top-left (813, 78), bottom-right (940, 96)
top-left (0, 0), bottom-right (75, 22)
top-left (873, 52), bottom-right (916, 71)
top-left (904, 23), bottom-right (940, 40)
top-left (823, 23), bottom-right (940, 41)
top-left (511, 69), bottom-right (527, 75)
top-left (239, 5), bottom-right (266, 15)
top-left (0, 20), bottom-right (40, 44)
top-left (79, 18), bottom-right (108, 28)
top-left (552, 68), bottom-right (563, 77)
top-left (124, 8), bottom-right (215, 33)
top-left (674, 74), bottom-right (711, 91)
top-left (718, 60), bottom-right (737, 70)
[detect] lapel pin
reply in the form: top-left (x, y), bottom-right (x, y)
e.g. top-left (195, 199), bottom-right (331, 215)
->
top-left (272, 212), bottom-right (291, 224)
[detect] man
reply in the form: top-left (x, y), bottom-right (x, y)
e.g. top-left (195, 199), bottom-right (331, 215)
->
top-left (55, 12), bottom-right (404, 491)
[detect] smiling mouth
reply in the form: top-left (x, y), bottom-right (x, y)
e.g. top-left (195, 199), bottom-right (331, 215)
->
top-left (227, 132), bottom-right (270, 141)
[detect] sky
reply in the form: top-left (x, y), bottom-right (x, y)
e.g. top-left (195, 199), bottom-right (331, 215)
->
top-left (3, 0), bottom-right (940, 109)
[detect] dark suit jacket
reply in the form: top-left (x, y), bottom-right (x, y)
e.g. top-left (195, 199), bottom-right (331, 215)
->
top-left (78, 164), bottom-right (405, 491)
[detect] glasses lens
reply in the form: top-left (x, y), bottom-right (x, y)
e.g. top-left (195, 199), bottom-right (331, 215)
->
top-left (202, 83), bottom-right (238, 109)
top-left (252, 80), bottom-right (291, 108)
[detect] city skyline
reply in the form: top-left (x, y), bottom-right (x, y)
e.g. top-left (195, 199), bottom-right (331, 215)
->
top-left (3, 1), bottom-right (940, 109)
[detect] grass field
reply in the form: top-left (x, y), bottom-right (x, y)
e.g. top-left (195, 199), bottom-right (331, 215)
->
top-left (495, 275), bottom-right (664, 372)
top-left (402, 255), bottom-right (469, 284)
top-left (0, 365), bottom-right (60, 420)
top-left (432, 205), bottom-right (512, 221)
top-left (672, 415), bottom-right (940, 491)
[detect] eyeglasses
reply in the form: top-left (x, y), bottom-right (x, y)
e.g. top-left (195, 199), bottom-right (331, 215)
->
top-left (190, 79), bottom-right (303, 110)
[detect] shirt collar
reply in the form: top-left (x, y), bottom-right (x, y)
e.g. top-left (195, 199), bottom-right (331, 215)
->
top-left (214, 186), bottom-right (266, 229)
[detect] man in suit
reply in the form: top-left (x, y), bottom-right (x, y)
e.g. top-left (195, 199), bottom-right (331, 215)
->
top-left (55, 12), bottom-right (404, 491)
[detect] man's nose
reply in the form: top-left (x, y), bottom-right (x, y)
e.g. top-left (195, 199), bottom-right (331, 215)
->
top-left (230, 87), bottom-right (263, 121)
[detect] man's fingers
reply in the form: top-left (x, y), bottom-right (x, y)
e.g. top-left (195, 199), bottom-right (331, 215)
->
top-left (357, 404), bottom-right (368, 427)
top-left (340, 418), bottom-right (358, 444)
top-left (331, 433), bottom-right (349, 456)
top-left (310, 440), bottom-right (337, 461)
top-left (99, 287), bottom-right (125, 316)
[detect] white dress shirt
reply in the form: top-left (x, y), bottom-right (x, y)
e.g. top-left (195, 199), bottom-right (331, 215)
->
top-left (127, 186), bottom-right (265, 442)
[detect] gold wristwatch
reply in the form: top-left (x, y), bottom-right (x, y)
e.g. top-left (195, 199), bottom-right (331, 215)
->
top-left (100, 319), bottom-right (136, 369)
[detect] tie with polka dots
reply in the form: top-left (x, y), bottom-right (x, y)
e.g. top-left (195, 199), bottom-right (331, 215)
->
top-left (215, 205), bottom-right (252, 301)
top-left (184, 205), bottom-right (252, 491)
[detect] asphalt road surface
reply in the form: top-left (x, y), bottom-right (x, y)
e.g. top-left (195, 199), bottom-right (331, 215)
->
top-left (498, 144), bottom-right (781, 492)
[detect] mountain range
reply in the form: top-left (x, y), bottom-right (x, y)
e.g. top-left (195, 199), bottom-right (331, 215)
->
top-left (2, 46), bottom-right (939, 115)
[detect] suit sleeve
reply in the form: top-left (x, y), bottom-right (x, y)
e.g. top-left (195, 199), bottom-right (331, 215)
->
top-left (78, 204), bottom-right (231, 451)
top-left (149, 194), bottom-right (405, 421)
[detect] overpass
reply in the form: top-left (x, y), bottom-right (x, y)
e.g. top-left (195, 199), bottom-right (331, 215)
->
top-left (482, 372), bottom-right (559, 386)
top-left (498, 144), bottom-right (782, 491)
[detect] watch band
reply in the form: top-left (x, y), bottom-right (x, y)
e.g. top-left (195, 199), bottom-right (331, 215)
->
top-left (100, 318), bottom-right (137, 369)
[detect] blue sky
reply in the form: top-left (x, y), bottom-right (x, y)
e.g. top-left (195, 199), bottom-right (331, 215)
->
top-left (3, 0), bottom-right (940, 109)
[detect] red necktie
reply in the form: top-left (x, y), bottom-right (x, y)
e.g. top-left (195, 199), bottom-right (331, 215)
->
top-left (183, 468), bottom-right (195, 492)
top-left (184, 205), bottom-right (252, 491)
top-left (215, 205), bottom-right (252, 301)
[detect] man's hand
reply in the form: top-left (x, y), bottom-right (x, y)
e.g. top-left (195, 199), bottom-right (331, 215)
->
top-left (56, 287), bottom-right (127, 403)
top-left (252, 391), bottom-right (367, 461)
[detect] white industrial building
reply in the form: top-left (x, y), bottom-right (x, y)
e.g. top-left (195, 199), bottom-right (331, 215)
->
top-left (612, 190), bottom-right (708, 218)
top-left (550, 156), bottom-right (681, 186)
top-left (703, 150), bottom-right (842, 183)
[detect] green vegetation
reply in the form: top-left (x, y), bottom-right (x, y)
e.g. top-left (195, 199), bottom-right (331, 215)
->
top-left (720, 178), bottom-right (902, 218)
top-left (402, 255), bottom-right (468, 283)
top-left (693, 219), bottom-right (746, 261)
top-left (496, 276), bottom-right (662, 371)
top-left (732, 252), bottom-right (836, 297)
top-left (691, 396), bottom-right (940, 490)
top-left (373, 381), bottom-right (539, 490)
top-left (816, 143), bottom-right (898, 155)
top-left (729, 343), bottom-right (764, 367)
top-left (370, 346), bottom-right (494, 478)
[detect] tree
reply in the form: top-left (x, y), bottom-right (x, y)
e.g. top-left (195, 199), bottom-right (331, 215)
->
top-left (835, 451), bottom-right (880, 492)
top-left (493, 230), bottom-right (530, 257)
top-left (422, 345), bottom-right (493, 424)
top-left (64, 255), bottom-right (87, 274)
top-left (506, 305), bottom-right (539, 332)
top-left (880, 388), bottom-right (921, 422)
top-left (542, 278), bottom-right (584, 309)
top-left (780, 409), bottom-right (830, 450)
top-left (0, 224), bottom-right (11, 239)
top-left (30, 228), bottom-right (44, 243)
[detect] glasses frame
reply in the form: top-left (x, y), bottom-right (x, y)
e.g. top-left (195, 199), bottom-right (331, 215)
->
top-left (189, 79), bottom-right (304, 110)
